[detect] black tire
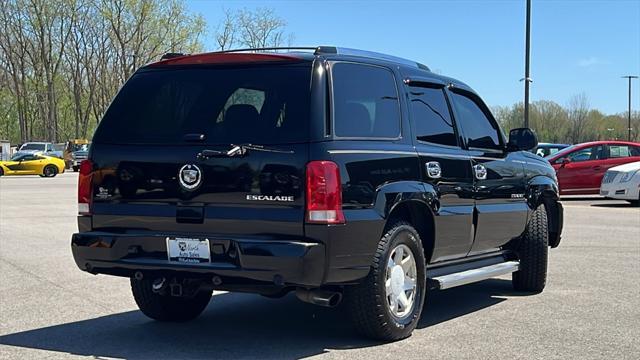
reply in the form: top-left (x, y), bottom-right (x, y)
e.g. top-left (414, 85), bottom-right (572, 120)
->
top-left (345, 221), bottom-right (426, 341)
top-left (43, 165), bottom-right (58, 177)
top-left (130, 278), bottom-right (212, 322)
top-left (72, 166), bottom-right (79, 172)
top-left (512, 204), bottom-right (548, 292)
top-left (627, 199), bottom-right (639, 207)
top-left (0, 167), bottom-right (3, 176)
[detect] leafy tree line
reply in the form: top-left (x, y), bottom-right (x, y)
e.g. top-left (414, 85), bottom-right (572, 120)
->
top-left (0, 0), bottom-right (290, 144)
top-left (493, 93), bottom-right (640, 144)
top-left (0, 1), bottom-right (635, 146)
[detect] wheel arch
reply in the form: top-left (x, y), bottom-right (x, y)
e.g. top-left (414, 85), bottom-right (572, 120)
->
top-left (526, 175), bottom-right (563, 248)
top-left (374, 181), bottom-right (438, 263)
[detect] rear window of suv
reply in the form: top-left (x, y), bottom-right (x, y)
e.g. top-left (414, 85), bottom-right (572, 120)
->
top-left (93, 64), bottom-right (311, 145)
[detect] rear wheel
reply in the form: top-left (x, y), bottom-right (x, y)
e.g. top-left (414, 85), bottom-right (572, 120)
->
top-left (345, 221), bottom-right (426, 341)
top-left (43, 165), bottom-right (58, 177)
top-left (72, 166), bottom-right (79, 172)
top-left (512, 204), bottom-right (548, 292)
top-left (131, 278), bottom-right (212, 322)
top-left (0, 167), bottom-right (3, 176)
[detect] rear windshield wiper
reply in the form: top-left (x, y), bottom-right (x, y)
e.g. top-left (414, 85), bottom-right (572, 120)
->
top-left (197, 143), bottom-right (294, 160)
top-left (230, 143), bottom-right (294, 155)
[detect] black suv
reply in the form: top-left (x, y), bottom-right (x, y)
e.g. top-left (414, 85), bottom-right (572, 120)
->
top-left (72, 46), bottom-right (563, 341)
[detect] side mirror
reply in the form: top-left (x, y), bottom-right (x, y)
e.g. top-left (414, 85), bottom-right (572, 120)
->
top-left (507, 128), bottom-right (538, 151)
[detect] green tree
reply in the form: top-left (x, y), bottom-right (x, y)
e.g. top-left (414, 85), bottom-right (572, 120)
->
top-left (0, 0), bottom-right (207, 144)
top-left (214, 7), bottom-right (292, 50)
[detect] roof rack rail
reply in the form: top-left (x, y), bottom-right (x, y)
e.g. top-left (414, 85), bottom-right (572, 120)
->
top-left (214, 46), bottom-right (430, 71)
top-left (326, 47), bottom-right (430, 71)
top-left (216, 47), bottom-right (320, 53)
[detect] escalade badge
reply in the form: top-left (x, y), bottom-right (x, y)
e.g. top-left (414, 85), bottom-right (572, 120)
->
top-left (178, 164), bottom-right (202, 191)
top-left (246, 194), bottom-right (294, 202)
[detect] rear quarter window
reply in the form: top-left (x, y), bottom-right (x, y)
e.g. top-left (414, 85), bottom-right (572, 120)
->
top-left (608, 145), bottom-right (639, 158)
top-left (331, 62), bottom-right (401, 138)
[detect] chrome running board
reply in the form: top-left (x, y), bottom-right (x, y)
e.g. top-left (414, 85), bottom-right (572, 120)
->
top-left (431, 261), bottom-right (520, 290)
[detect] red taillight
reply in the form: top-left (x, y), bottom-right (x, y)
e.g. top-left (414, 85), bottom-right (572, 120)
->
top-left (78, 160), bottom-right (93, 215)
top-left (305, 161), bottom-right (345, 224)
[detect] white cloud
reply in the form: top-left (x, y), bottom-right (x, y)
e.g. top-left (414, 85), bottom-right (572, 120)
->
top-left (577, 57), bottom-right (609, 67)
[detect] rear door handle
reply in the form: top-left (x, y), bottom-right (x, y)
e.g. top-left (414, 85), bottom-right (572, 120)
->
top-left (426, 161), bottom-right (442, 179)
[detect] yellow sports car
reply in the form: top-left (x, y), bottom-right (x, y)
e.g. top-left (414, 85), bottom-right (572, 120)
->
top-left (0, 153), bottom-right (66, 177)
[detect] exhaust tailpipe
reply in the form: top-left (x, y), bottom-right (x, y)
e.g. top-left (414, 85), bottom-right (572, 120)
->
top-left (295, 288), bottom-right (342, 307)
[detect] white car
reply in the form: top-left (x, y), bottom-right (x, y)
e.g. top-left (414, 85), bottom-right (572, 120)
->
top-left (600, 161), bottom-right (640, 205)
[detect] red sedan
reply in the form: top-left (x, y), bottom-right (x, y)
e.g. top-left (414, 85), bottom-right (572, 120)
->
top-left (546, 141), bottom-right (640, 195)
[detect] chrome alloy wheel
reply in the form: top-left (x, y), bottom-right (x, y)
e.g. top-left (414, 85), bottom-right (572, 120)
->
top-left (385, 244), bottom-right (417, 319)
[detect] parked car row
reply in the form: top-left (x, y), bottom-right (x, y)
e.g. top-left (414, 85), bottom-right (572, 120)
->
top-left (543, 140), bottom-right (640, 203)
top-left (532, 142), bottom-right (570, 157)
top-left (0, 152), bottom-right (66, 177)
top-left (6, 140), bottom-right (90, 171)
top-left (600, 161), bottom-right (640, 205)
top-left (15, 142), bottom-right (63, 158)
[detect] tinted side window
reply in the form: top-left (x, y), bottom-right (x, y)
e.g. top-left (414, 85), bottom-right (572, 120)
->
top-left (608, 145), bottom-right (636, 158)
top-left (564, 146), bottom-right (604, 162)
top-left (450, 92), bottom-right (502, 150)
top-left (409, 87), bottom-right (457, 146)
top-left (332, 63), bottom-right (400, 138)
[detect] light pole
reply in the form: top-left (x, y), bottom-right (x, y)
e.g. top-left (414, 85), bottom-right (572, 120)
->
top-left (523, 0), bottom-right (532, 128)
top-left (622, 75), bottom-right (638, 141)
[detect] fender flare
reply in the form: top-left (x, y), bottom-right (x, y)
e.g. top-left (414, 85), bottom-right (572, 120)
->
top-left (372, 180), bottom-right (439, 260)
top-left (526, 175), bottom-right (563, 248)
top-left (373, 181), bottom-right (437, 217)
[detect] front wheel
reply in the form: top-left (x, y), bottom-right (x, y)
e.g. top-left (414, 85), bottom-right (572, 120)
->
top-left (131, 278), bottom-right (212, 322)
top-left (345, 221), bottom-right (426, 341)
top-left (512, 204), bottom-right (549, 292)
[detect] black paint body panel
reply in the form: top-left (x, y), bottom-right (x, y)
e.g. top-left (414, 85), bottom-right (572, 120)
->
top-left (72, 52), bottom-right (563, 290)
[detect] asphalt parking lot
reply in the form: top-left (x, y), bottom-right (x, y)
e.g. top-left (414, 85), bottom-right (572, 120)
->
top-left (0, 172), bottom-right (638, 359)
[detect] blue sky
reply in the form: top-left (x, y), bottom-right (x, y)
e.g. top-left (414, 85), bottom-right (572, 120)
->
top-left (187, 0), bottom-right (640, 115)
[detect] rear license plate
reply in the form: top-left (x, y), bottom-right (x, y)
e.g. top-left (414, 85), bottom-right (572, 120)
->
top-left (166, 237), bottom-right (211, 263)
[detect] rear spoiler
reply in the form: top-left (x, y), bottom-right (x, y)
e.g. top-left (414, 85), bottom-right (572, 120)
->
top-left (149, 52), bottom-right (305, 67)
